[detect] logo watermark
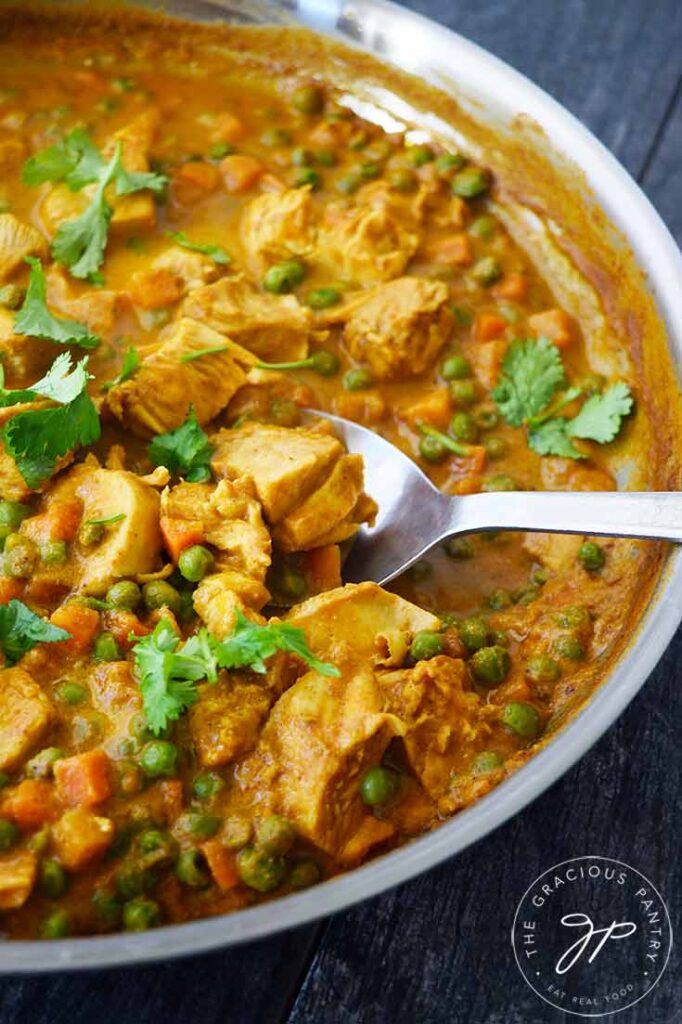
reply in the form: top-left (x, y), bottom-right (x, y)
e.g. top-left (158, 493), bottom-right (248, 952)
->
top-left (511, 856), bottom-right (672, 1017)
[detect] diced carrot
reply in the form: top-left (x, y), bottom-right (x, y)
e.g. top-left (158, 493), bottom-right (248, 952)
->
top-left (220, 154), bottom-right (263, 194)
top-left (160, 515), bottom-right (205, 562)
top-left (424, 232), bottom-right (473, 266)
top-left (400, 387), bottom-right (452, 430)
top-left (473, 313), bottom-right (507, 342)
top-left (492, 273), bottom-right (528, 302)
top-left (130, 268), bottom-right (185, 310)
top-left (466, 338), bottom-right (508, 389)
top-left (201, 840), bottom-right (240, 891)
top-left (103, 609), bottom-right (149, 648)
top-left (528, 308), bottom-right (574, 349)
top-left (171, 160), bottom-right (220, 205)
top-left (334, 391), bottom-right (387, 425)
top-left (303, 545), bottom-right (342, 593)
top-left (54, 750), bottom-right (113, 809)
top-left (159, 779), bottom-right (184, 824)
top-left (210, 112), bottom-right (245, 145)
top-left (447, 445), bottom-right (488, 491)
top-left (2, 779), bottom-right (59, 830)
top-left (24, 499), bottom-right (83, 546)
top-left (51, 808), bottom-right (114, 870)
top-left (50, 603), bottom-right (100, 652)
top-left (0, 578), bottom-right (22, 605)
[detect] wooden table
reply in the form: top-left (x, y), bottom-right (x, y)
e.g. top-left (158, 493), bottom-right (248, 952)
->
top-left (3, 2), bottom-right (680, 1021)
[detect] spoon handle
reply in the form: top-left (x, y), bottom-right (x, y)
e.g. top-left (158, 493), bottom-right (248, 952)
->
top-left (449, 490), bottom-right (682, 543)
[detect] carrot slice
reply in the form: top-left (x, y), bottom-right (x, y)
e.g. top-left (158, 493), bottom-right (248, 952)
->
top-left (473, 313), bottom-right (507, 342)
top-left (303, 545), bottom-right (342, 592)
top-left (2, 779), bottom-right (59, 830)
top-left (201, 840), bottom-right (240, 891)
top-left (130, 268), bottom-right (185, 310)
top-left (54, 750), bottom-right (113, 809)
top-left (160, 516), bottom-right (205, 562)
top-left (220, 154), bottom-right (263, 194)
top-left (50, 604), bottom-right (100, 651)
top-left (528, 308), bottom-right (574, 349)
top-left (492, 273), bottom-right (528, 302)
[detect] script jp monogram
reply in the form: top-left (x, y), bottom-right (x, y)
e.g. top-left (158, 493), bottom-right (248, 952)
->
top-left (555, 913), bottom-right (637, 975)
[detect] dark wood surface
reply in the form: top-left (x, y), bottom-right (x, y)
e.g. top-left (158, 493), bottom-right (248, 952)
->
top-left (2, 2), bottom-right (680, 1021)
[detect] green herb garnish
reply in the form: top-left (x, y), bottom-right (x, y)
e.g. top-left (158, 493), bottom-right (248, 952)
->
top-left (147, 408), bottom-right (213, 482)
top-left (167, 230), bottom-right (230, 266)
top-left (180, 345), bottom-right (230, 364)
top-left (101, 345), bottom-right (140, 392)
top-left (0, 599), bottom-right (70, 665)
top-left (84, 513), bottom-right (126, 526)
top-left (14, 258), bottom-right (99, 350)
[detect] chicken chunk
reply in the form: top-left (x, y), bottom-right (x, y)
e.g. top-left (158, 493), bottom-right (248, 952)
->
top-left (46, 267), bottom-right (121, 337)
top-left (273, 453), bottom-right (375, 552)
top-left (286, 582), bottom-right (441, 670)
top-left (317, 192), bottom-right (418, 285)
top-left (0, 213), bottom-right (47, 283)
top-left (211, 422), bottom-right (343, 524)
top-left (344, 277), bottom-right (453, 380)
top-left (193, 571), bottom-right (270, 638)
top-left (130, 245), bottom-right (220, 311)
top-left (0, 667), bottom-right (53, 772)
top-left (236, 666), bottom-right (404, 855)
top-left (0, 850), bottom-right (37, 910)
top-left (523, 532), bottom-right (585, 573)
top-left (189, 678), bottom-right (273, 767)
top-left (107, 317), bottom-right (256, 438)
top-left (182, 274), bottom-right (312, 362)
top-left (379, 656), bottom-right (483, 797)
top-left (240, 186), bottom-right (316, 277)
top-left (0, 308), bottom-right (54, 388)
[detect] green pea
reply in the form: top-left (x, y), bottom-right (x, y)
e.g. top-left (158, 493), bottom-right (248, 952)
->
top-left (553, 634), bottom-right (585, 661)
top-left (263, 259), bottom-right (306, 294)
top-left (91, 887), bottom-right (121, 929)
top-left (406, 145), bottom-right (433, 166)
top-left (193, 771), bottom-right (224, 802)
top-left (388, 168), bottom-right (417, 193)
top-left (255, 815), bottom-right (296, 855)
top-left (470, 644), bottom-right (511, 685)
top-left (208, 141), bottom-right (236, 159)
top-left (93, 632), bottom-right (120, 662)
top-left (123, 896), bottom-right (161, 931)
top-left (451, 166), bottom-right (490, 198)
top-left (450, 412), bottom-right (479, 443)
top-left (260, 127), bottom-right (291, 147)
top-left (360, 765), bottom-right (400, 806)
top-left (358, 161), bottom-right (381, 180)
top-left (579, 541), bottom-right (605, 571)
top-left (310, 350), bottom-right (341, 376)
top-left (0, 817), bottom-right (18, 851)
top-left (116, 760), bottom-right (143, 796)
top-left (40, 540), bottom-right (67, 565)
top-left (315, 148), bottom-right (336, 166)
top-left (78, 521), bottom-right (105, 547)
top-left (458, 617), bottom-right (489, 652)
top-left (178, 544), bottom-right (214, 583)
top-left (39, 858), bottom-right (69, 898)
top-left (106, 580), bottom-right (142, 610)
top-left (471, 751), bottom-right (503, 775)
top-left (469, 215), bottom-right (496, 239)
top-left (175, 849), bottom-right (210, 888)
top-left (137, 829), bottom-right (177, 868)
top-left (441, 354), bottom-right (471, 381)
top-left (176, 811), bottom-right (220, 840)
top-left (435, 152), bottom-right (464, 174)
top-left (555, 605), bottom-right (591, 630)
top-left (472, 256), bottom-right (502, 285)
top-left (0, 284), bottom-right (25, 310)
top-left (501, 701), bottom-right (541, 739)
top-left (140, 740), bottom-right (178, 779)
top-left (40, 909), bottom-right (71, 939)
top-left (26, 747), bottom-right (63, 778)
top-left (531, 566), bottom-right (550, 586)
top-left (291, 83), bottom-right (324, 115)
top-left (237, 844), bottom-right (287, 893)
top-left (342, 368), bottom-right (374, 391)
top-left (483, 436), bottom-right (507, 460)
top-left (0, 501), bottom-right (30, 529)
top-left (488, 588), bottom-right (513, 610)
top-left (292, 167), bottom-right (320, 189)
top-left (307, 286), bottom-right (341, 310)
top-left (474, 408), bottom-right (499, 430)
top-left (289, 859), bottom-right (321, 890)
top-left (115, 864), bottom-right (156, 900)
top-left (3, 536), bottom-right (38, 578)
top-left (142, 580), bottom-right (182, 615)
top-left (526, 656), bottom-right (561, 684)
top-left (483, 474), bottom-right (518, 492)
top-left (336, 171), bottom-right (362, 194)
top-left (419, 434), bottom-right (447, 464)
top-left (449, 380), bottom-right (477, 407)
top-left (514, 585), bottom-right (539, 606)
top-left (409, 630), bottom-right (443, 662)
top-left (443, 537), bottom-right (474, 559)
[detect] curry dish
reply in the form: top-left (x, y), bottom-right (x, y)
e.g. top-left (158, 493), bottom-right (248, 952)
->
top-left (0, 6), bottom-right (671, 939)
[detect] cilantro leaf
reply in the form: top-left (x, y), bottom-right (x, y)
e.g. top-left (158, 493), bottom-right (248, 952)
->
top-left (528, 418), bottom-right (584, 459)
top-left (21, 128), bottom-right (105, 190)
top-left (147, 408), bottom-right (213, 482)
top-left (0, 599), bottom-right (69, 665)
top-left (101, 345), bottom-right (140, 392)
top-left (14, 257), bottom-right (99, 350)
top-left (114, 163), bottom-right (167, 197)
top-left (493, 338), bottom-right (566, 427)
top-left (51, 160), bottom-right (115, 280)
top-left (167, 230), bottom-right (230, 266)
top-left (214, 610), bottom-right (340, 678)
top-left (0, 355), bottom-right (100, 488)
top-left (567, 382), bottom-right (633, 443)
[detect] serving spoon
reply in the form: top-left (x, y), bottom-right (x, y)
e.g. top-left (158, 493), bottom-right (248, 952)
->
top-left (309, 411), bottom-right (682, 586)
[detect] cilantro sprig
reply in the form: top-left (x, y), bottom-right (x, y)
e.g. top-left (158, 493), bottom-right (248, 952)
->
top-left (0, 353), bottom-right (100, 488)
top-left (147, 408), bottom-right (213, 482)
top-left (14, 257), bottom-right (99, 350)
top-left (101, 345), bottom-right (140, 392)
top-left (0, 599), bottom-right (70, 665)
top-left (23, 130), bottom-right (167, 280)
top-left (493, 338), bottom-right (633, 459)
top-left (167, 230), bottom-right (230, 266)
top-left (133, 612), bottom-right (338, 734)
